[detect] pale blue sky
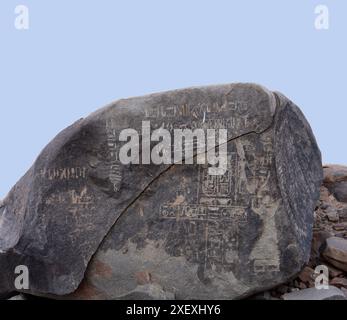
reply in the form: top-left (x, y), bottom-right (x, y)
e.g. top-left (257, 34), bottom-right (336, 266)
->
top-left (0, 1), bottom-right (346, 198)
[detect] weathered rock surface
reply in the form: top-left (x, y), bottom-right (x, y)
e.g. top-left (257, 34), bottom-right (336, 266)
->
top-left (282, 286), bottom-right (346, 300)
top-left (330, 277), bottom-right (347, 289)
top-left (258, 167), bottom-right (347, 300)
top-left (323, 237), bottom-right (347, 272)
top-left (324, 165), bottom-right (347, 203)
top-left (8, 294), bottom-right (27, 301)
top-left (0, 83), bottom-right (322, 299)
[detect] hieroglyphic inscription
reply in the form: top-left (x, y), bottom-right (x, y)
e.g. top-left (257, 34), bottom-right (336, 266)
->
top-left (160, 132), bottom-right (281, 274)
top-left (146, 114), bottom-right (250, 137)
top-left (160, 154), bottom-right (245, 269)
top-left (144, 100), bottom-right (249, 119)
top-left (106, 119), bottom-right (122, 192)
top-left (159, 204), bottom-right (246, 222)
top-left (44, 186), bottom-right (96, 246)
top-left (39, 167), bottom-right (87, 180)
top-left (143, 95), bottom-right (258, 136)
top-left (44, 187), bottom-right (94, 210)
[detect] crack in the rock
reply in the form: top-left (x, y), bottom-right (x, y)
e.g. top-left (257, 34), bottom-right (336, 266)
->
top-left (83, 95), bottom-right (280, 287)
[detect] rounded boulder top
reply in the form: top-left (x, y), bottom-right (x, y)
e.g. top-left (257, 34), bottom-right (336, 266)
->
top-left (0, 83), bottom-right (323, 299)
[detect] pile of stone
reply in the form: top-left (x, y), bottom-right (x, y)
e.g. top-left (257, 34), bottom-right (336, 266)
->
top-left (252, 165), bottom-right (347, 300)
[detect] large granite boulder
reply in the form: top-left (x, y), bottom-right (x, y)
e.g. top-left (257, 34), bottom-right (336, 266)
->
top-left (0, 83), bottom-right (322, 299)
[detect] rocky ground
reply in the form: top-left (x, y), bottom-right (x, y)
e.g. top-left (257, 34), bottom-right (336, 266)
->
top-left (6, 164), bottom-right (347, 301)
top-left (251, 164), bottom-right (347, 300)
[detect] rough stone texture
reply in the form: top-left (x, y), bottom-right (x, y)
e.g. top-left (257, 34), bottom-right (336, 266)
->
top-left (341, 287), bottom-right (347, 298)
top-left (0, 83), bottom-right (322, 299)
top-left (330, 277), bottom-right (347, 289)
top-left (297, 266), bottom-right (315, 285)
top-left (253, 174), bottom-right (347, 300)
top-left (323, 237), bottom-right (347, 272)
top-left (338, 207), bottom-right (347, 221)
top-left (282, 286), bottom-right (346, 300)
top-left (310, 230), bottom-right (332, 266)
top-left (8, 294), bottom-right (27, 300)
top-left (323, 165), bottom-right (347, 203)
top-left (314, 184), bottom-right (347, 236)
top-left (248, 291), bottom-right (280, 300)
top-left (117, 284), bottom-right (175, 300)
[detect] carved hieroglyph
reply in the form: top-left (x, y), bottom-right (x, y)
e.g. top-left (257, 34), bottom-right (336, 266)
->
top-left (0, 84), bottom-right (322, 299)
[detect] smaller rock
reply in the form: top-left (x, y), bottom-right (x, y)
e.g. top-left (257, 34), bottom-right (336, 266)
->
top-left (298, 282), bottom-right (307, 290)
top-left (331, 184), bottom-right (347, 203)
top-left (276, 285), bottom-right (290, 295)
top-left (282, 286), bottom-right (346, 300)
top-left (338, 207), bottom-right (347, 221)
top-left (334, 232), bottom-right (347, 239)
top-left (330, 277), bottom-right (347, 289)
top-left (323, 165), bottom-right (347, 203)
top-left (323, 237), bottom-right (347, 272)
top-left (333, 223), bottom-right (347, 232)
top-left (298, 266), bottom-right (315, 285)
top-left (8, 294), bottom-right (27, 300)
top-left (326, 263), bottom-right (344, 278)
top-left (326, 209), bottom-right (339, 223)
top-left (310, 231), bottom-right (332, 265)
top-left (321, 203), bottom-right (329, 210)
